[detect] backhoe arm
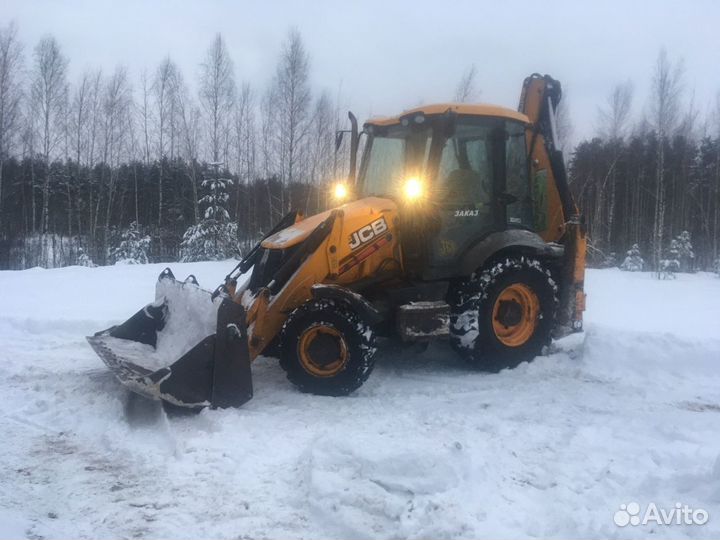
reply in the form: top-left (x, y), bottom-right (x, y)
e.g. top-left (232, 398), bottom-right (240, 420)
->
top-left (519, 73), bottom-right (586, 333)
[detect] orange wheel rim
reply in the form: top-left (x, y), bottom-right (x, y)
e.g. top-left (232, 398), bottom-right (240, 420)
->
top-left (492, 283), bottom-right (540, 347)
top-left (298, 325), bottom-right (348, 377)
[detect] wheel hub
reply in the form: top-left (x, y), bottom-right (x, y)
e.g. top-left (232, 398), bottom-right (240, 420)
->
top-left (306, 332), bottom-right (342, 367)
top-left (298, 325), bottom-right (348, 377)
top-left (492, 283), bottom-right (540, 347)
top-left (496, 299), bottom-right (523, 327)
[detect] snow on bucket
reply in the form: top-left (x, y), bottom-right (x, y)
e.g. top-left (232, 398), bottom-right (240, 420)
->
top-left (87, 268), bottom-right (253, 409)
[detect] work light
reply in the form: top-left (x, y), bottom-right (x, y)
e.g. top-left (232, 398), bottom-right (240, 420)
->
top-left (403, 177), bottom-right (423, 201)
top-left (333, 182), bottom-right (349, 201)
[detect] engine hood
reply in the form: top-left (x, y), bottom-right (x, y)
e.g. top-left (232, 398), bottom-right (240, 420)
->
top-left (261, 197), bottom-right (397, 250)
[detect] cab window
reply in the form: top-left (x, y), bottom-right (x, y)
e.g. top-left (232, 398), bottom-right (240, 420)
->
top-left (437, 121), bottom-right (494, 208)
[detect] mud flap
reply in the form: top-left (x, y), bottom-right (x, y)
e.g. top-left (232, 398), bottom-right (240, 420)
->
top-left (87, 269), bottom-right (253, 410)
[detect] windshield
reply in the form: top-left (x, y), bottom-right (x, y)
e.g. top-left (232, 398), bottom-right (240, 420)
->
top-left (360, 126), bottom-right (431, 197)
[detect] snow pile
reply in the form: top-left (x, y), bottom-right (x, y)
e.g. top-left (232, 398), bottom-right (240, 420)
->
top-left (0, 263), bottom-right (719, 539)
top-left (305, 436), bottom-right (473, 539)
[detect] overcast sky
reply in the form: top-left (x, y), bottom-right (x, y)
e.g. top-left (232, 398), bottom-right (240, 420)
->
top-left (4, 0), bottom-right (720, 145)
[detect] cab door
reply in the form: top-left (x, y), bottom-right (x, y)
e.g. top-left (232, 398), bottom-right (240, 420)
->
top-left (425, 118), bottom-right (533, 275)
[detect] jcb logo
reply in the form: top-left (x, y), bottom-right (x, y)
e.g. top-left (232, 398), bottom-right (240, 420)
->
top-left (349, 217), bottom-right (388, 250)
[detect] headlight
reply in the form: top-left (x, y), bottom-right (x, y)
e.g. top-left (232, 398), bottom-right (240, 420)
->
top-left (403, 177), bottom-right (423, 201)
top-left (333, 183), bottom-right (349, 201)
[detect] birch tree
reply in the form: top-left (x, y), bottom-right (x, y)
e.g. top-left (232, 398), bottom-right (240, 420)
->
top-left (554, 91), bottom-right (574, 156)
top-left (31, 35), bottom-right (67, 264)
top-left (649, 49), bottom-right (683, 274)
top-left (199, 33), bottom-right (235, 165)
top-left (100, 67), bottom-right (132, 245)
top-left (71, 72), bottom-right (92, 171)
top-left (233, 83), bottom-right (255, 231)
top-left (273, 29), bottom-right (311, 208)
top-left (69, 70), bottom-right (100, 237)
top-left (85, 70), bottom-right (102, 245)
top-left (175, 72), bottom-right (203, 222)
top-left (453, 64), bottom-right (479, 103)
top-left (139, 70), bottom-right (152, 166)
top-left (307, 91), bottom-right (334, 212)
top-left (0, 22), bottom-right (23, 233)
top-left (598, 81), bottom-right (633, 141)
top-left (259, 87), bottom-right (279, 220)
top-left (152, 57), bottom-right (181, 235)
top-left (596, 81), bottom-right (633, 247)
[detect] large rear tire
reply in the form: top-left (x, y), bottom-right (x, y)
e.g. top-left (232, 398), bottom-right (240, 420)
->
top-left (280, 299), bottom-right (377, 396)
top-left (449, 256), bottom-right (558, 372)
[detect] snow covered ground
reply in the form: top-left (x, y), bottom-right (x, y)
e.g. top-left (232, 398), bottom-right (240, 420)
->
top-left (1, 263), bottom-right (719, 539)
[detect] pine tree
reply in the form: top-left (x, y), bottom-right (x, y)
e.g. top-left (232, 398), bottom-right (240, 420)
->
top-left (675, 230), bottom-right (694, 272)
top-left (110, 221), bottom-right (151, 264)
top-left (180, 168), bottom-right (239, 262)
top-left (713, 257), bottom-right (720, 278)
top-left (603, 251), bottom-right (618, 268)
top-left (75, 247), bottom-right (96, 267)
top-left (620, 244), bottom-right (644, 271)
top-left (659, 238), bottom-right (680, 279)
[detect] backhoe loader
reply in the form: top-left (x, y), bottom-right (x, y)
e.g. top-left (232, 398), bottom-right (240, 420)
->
top-left (87, 74), bottom-right (586, 410)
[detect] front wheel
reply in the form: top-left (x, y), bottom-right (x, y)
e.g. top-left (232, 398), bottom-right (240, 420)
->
top-left (280, 299), bottom-right (377, 396)
top-left (449, 257), bottom-right (558, 371)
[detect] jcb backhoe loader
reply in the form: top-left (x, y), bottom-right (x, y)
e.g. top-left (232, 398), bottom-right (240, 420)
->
top-left (88, 74), bottom-right (586, 410)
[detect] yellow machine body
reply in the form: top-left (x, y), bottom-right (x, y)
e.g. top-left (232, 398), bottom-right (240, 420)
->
top-left (241, 197), bottom-right (402, 360)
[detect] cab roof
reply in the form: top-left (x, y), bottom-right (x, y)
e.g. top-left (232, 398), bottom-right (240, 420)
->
top-left (365, 103), bottom-right (529, 127)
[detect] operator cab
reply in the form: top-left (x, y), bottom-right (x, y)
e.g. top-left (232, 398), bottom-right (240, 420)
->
top-left (357, 104), bottom-right (537, 277)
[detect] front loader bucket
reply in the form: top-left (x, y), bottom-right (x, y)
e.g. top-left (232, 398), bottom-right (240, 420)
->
top-left (87, 269), bottom-right (253, 410)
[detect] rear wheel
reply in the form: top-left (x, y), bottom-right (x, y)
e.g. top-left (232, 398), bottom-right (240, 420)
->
top-left (280, 299), bottom-right (377, 396)
top-left (449, 256), bottom-right (558, 371)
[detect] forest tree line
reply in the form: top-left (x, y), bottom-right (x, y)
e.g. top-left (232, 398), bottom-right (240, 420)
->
top-left (570, 51), bottom-right (720, 272)
top-left (0, 23), bottom-right (345, 268)
top-left (0, 20), bottom-right (718, 272)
